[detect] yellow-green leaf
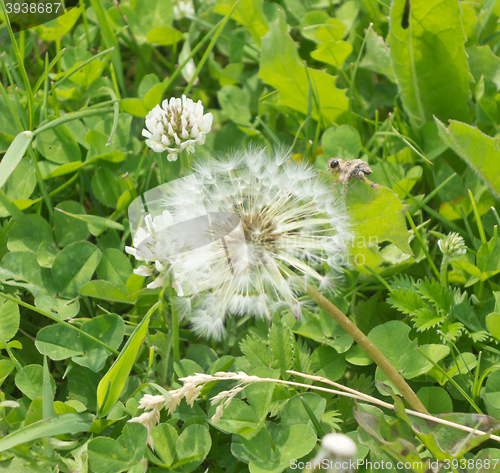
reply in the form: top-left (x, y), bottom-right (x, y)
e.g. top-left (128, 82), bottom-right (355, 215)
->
top-left (96, 303), bottom-right (159, 416)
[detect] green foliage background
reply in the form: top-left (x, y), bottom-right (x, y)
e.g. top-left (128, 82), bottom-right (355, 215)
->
top-left (1, 0), bottom-right (500, 471)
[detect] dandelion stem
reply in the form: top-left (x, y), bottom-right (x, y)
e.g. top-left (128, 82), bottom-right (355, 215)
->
top-left (305, 284), bottom-right (429, 415)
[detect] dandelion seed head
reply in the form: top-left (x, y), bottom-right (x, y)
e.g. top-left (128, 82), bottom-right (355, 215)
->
top-left (168, 146), bottom-right (352, 339)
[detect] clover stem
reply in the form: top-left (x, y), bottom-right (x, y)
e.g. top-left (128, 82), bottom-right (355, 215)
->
top-left (170, 284), bottom-right (180, 364)
top-left (440, 254), bottom-right (450, 287)
top-left (180, 151), bottom-right (193, 176)
top-left (306, 284), bottom-right (429, 415)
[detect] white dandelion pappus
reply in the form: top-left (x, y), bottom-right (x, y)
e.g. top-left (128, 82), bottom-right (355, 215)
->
top-left (142, 95), bottom-right (213, 161)
top-left (166, 146), bottom-right (353, 341)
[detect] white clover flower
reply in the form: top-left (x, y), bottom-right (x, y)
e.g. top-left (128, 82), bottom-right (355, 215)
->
top-left (174, 0), bottom-right (195, 19)
top-left (438, 232), bottom-right (467, 257)
top-left (142, 95), bottom-right (213, 161)
top-left (125, 210), bottom-right (175, 290)
top-left (164, 146), bottom-right (352, 341)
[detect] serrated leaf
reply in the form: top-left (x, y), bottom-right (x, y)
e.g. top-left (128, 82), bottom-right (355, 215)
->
top-left (360, 27), bottom-right (395, 82)
top-left (415, 278), bottom-right (452, 312)
top-left (388, 289), bottom-right (426, 315)
top-left (214, 0), bottom-right (268, 44)
top-left (436, 119), bottom-right (500, 199)
top-left (259, 14), bottom-right (348, 124)
top-left (413, 308), bottom-right (445, 332)
top-left (240, 335), bottom-right (272, 368)
top-left (269, 321), bottom-right (294, 379)
top-left (388, 0), bottom-right (471, 127)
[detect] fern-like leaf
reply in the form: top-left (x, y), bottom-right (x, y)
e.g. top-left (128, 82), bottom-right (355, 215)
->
top-left (240, 335), bottom-right (272, 368)
top-left (413, 308), bottom-right (445, 331)
top-left (416, 278), bottom-right (453, 312)
top-left (270, 321), bottom-right (294, 379)
top-left (321, 410), bottom-right (343, 433)
top-left (388, 289), bottom-right (426, 315)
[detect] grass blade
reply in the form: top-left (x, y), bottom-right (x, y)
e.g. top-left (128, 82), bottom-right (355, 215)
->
top-left (42, 351), bottom-right (55, 418)
top-left (97, 302), bottom-right (160, 417)
top-left (0, 131), bottom-right (34, 188)
top-left (0, 413), bottom-right (94, 453)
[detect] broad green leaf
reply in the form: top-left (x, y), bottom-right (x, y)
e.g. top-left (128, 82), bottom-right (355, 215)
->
top-left (34, 295), bottom-right (80, 321)
top-left (91, 166), bottom-right (128, 208)
top-left (311, 346), bottom-right (346, 381)
top-left (175, 424), bottom-right (211, 468)
top-left (275, 424), bottom-right (316, 464)
top-left (68, 365), bottom-right (101, 412)
top-left (186, 344), bottom-right (218, 372)
top-left (245, 368), bottom-right (278, 421)
top-left (54, 201), bottom-right (89, 247)
top-left (79, 280), bottom-right (136, 304)
top-left (354, 406), bottom-right (426, 469)
top-left (417, 386), bottom-right (453, 414)
top-left (73, 313), bottom-right (125, 372)
top-left (486, 313), bottom-right (500, 341)
top-left (52, 241), bottom-right (101, 298)
top-left (151, 424), bottom-right (178, 466)
top-left (360, 27), bottom-right (395, 82)
top-left (466, 45), bottom-right (500, 90)
top-left (368, 321), bottom-right (449, 382)
top-left (280, 393), bottom-right (326, 431)
top-left (260, 15), bottom-right (348, 124)
top-left (34, 7), bottom-right (82, 41)
top-left (96, 248), bottom-right (132, 293)
top-left (35, 122), bottom-right (81, 164)
top-left (0, 251), bottom-right (56, 296)
top-left (322, 125), bottom-right (361, 161)
top-left (1, 158), bottom-right (36, 201)
top-left (96, 304), bottom-right (157, 416)
top-left (0, 413), bottom-right (93, 453)
top-left (345, 180), bottom-right (412, 271)
top-left (483, 370), bottom-right (500, 419)
top-left (147, 26), bottom-right (184, 45)
top-left (123, 423), bottom-right (147, 463)
top-left (37, 241), bottom-right (60, 268)
top-left (209, 398), bottom-right (260, 434)
top-left (311, 40), bottom-right (352, 68)
top-left (35, 324), bottom-right (83, 360)
top-left (121, 0), bottom-right (174, 44)
top-left (387, 0), bottom-right (471, 127)
top-left (436, 119), bottom-right (500, 199)
top-left (215, 0), bottom-right (268, 44)
top-left (120, 98), bottom-right (149, 118)
top-left (0, 298), bottom-right (20, 343)
top-left (0, 131), bottom-right (34, 189)
top-left (88, 437), bottom-right (130, 473)
top-left (232, 427), bottom-right (274, 464)
top-left (15, 365), bottom-right (55, 400)
top-left (217, 85), bottom-right (252, 125)
top-left (7, 214), bottom-right (55, 253)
